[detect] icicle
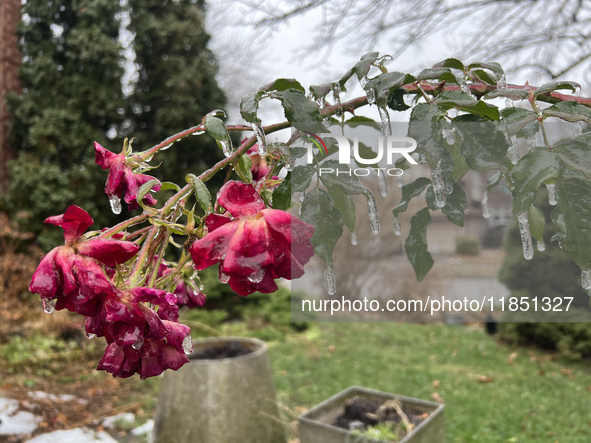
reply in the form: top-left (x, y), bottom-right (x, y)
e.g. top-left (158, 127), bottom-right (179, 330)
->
top-left (364, 191), bottom-right (381, 234)
top-left (481, 192), bottom-right (491, 219)
top-left (42, 299), bottom-right (55, 314)
top-left (497, 74), bottom-right (512, 108)
top-left (182, 334), bottom-right (194, 355)
top-left (517, 211), bottom-right (534, 260)
top-left (431, 160), bottom-right (446, 208)
top-left (507, 135), bottom-right (519, 165)
top-left (378, 106), bottom-right (392, 136)
top-left (247, 268), bottom-right (265, 284)
top-left (396, 175), bottom-right (404, 188)
top-left (360, 76), bottom-right (368, 89)
top-left (251, 122), bottom-right (267, 155)
top-left (455, 74), bottom-right (474, 98)
top-left (350, 231), bottom-right (358, 246)
top-left (378, 171), bottom-right (388, 197)
top-left (366, 87), bottom-right (376, 105)
top-left (109, 195), bottom-right (122, 215)
top-left (333, 83), bottom-right (343, 118)
top-left (526, 134), bottom-right (536, 152)
top-left (574, 121), bottom-right (584, 137)
top-left (221, 140), bottom-right (233, 157)
top-left (582, 270), bottom-right (591, 294)
top-left (324, 264), bottom-right (336, 295)
top-left (537, 240), bottom-right (546, 252)
top-left (199, 284), bottom-right (205, 291)
top-left (132, 337), bottom-right (144, 350)
top-left (546, 183), bottom-right (557, 206)
top-left (393, 215), bottom-right (401, 236)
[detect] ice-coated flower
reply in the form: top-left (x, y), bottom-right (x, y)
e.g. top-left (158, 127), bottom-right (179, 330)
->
top-left (188, 181), bottom-right (314, 296)
top-left (94, 142), bottom-right (162, 211)
top-left (29, 205), bottom-right (140, 315)
top-left (158, 265), bottom-right (207, 309)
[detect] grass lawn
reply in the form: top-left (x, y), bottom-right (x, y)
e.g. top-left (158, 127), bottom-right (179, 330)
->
top-left (268, 322), bottom-right (591, 443)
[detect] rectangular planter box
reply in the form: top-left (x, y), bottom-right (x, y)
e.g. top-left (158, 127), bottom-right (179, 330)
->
top-left (298, 386), bottom-right (445, 443)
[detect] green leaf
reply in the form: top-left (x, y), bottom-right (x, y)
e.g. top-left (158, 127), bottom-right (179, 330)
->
top-left (551, 181), bottom-right (591, 269)
top-left (204, 115), bottom-right (230, 141)
top-left (408, 103), bottom-right (448, 167)
top-left (392, 177), bottom-right (431, 217)
top-left (261, 78), bottom-right (305, 93)
top-left (318, 160), bottom-right (371, 195)
top-left (470, 69), bottom-right (496, 85)
top-left (275, 89), bottom-right (324, 131)
top-left (309, 84), bottom-right (332, 101)
top-left (235, 155), bottom-right (253, 183)
top-left (542, 101), bottom-right (591, 125)
top-left (435, 91), bottom-right (499, 120)
top-left (510, 147), bottom-right (560, 213)
top-left (553, 139), bottom-right (591, 179)
top-left (487, 171), bottom-right (502, 193)
top-left (455, 116), bottom-right (509, 172)
top-left (365, 72), bottom-right (409, 106)
top-left (528, 205), bottom-right (545, 243)
top-left (434, 58), bottom-right (464, 71)
top-left (137, 179), bottom-right (160, 211)
top-left (327, 185), bottom-right (356, 232)
top-left (387, 88), bottom-right (411, 112)
top-left (404, 207), bottom-right (434, 282)
top-left (467, 62), bottom-right (504, 82)
top-left (354, 52), bottom-right (379, 81)
top-left (442, 182), bottom-right (467, 227)
top-left (417, 67), bottom-right (456, 83)
top-left (534, 81), bottom-right (580, 97)
top-left (240, 92), bottom-right (263, 124)
top-left (185, 173), bottom-right (212, 212)
top-left (345, 116), bottom-right (377, 124)
top-left (354, 141), bottom-right (381, 169)
top-left (272, 173), bottom-right (291, 210)
top-left (160, 181), bottom-right (181, 192)
top-left (444, 127), bottom-right (470, 181)
top-left (483, 88), bottom-right (529, 101)
top-left (501, 107), bottom-right (539, 135)
top-left (301, 188), bottom-right (344, 267)
top-left (291, 165), bottom-right (316, 193)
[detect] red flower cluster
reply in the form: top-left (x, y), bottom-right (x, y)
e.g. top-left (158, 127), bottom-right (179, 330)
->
top-left (29, 206), bottom-right (192, 379)
top-left (94, 142), bottom-right (161, 212)
top-left (188, 181), bottom-right (314, 296)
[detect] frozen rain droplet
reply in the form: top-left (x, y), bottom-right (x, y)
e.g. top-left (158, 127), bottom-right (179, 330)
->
top-left (431, 160), bottom-right (446, 208)
top-left (247, 268), bottom-right (265, 284)
top-left (366, 87), bottom-right (376, 105)
top-left (109, 195), bottom-right (122, 215)
top-left (221, 139), bottom-right (233, 157)
top-left (442, 127), bottom-right (456, 145)
top-left (42, 298), bottom-right (55, 314)
top-left (350, 231), bottom-right (358, 246)
top-left (393, 215), bottom-right (401, 236)
top-left (191, 130), bottom-right (205, 136)
top-left (526, 134), bottom-right (536, 151)
top-left (378, 107), bottom-right (392, 136)
top-left (546, 183), bottom-right (557, 206)
top-left (537, 240), bottom-right (546, 252)
top-left (517, 211), bottom-right (534, 260)
top-left (378, 171), bottom-right (388, 197)
top-left (199, 284), bottom-right (205, 291)
top-left (396, 175), bottom-right (404, 188)
top-left (507, 135), bottom-right (519, 165)
top-left (364, 191), bottom-right (381, 234)
top-left (182, 334), bottom-right (194, 355)
top-left (481, 192), bottom-right (491, 219)
top-left (333, 83), bottom-right (343, 118)
top-left (251, 122), bottom-right (268, 155)
top-left (219, 271), bottom-right (230, 284)
top-left (132, 337), bottom-right (144, 350)
top-left (444, 179), bottom-right (454, 195)
top-left (582, 270), bottom-right (591, 294)
top-left (324, 264), bottom-right (336, 295)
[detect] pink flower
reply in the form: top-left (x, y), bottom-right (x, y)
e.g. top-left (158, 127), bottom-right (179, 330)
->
top-left (29, 206), bottom-right (140, 316)
top-left (158, 264), bottom-right (207, 309)
top-left (188, 181), bottom-right (314, 296)
top-left (94, 142), bottom-right (162, 211)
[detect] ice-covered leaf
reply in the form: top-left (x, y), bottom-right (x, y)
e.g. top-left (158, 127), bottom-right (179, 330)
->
top-left (484, 88), bottom-right (529, 101)
top-left (435, 91), bottom-right (499, 120)
top-left (501, 107), bottom-right (538, 135)
top-left (425, 181), bottom-right (467, 227)
top-left (454, 115), bottom-right (508, 172)
top-left (553, 139), bottom-right (591, 179)
top-left (542, 101), bottom-right (591, 125)
top-left (528, 205), bottom-right (545, 243)
top-left (393, 177), bottom-right (431, 217)
top-left (387, 88), bottom-right (411, 112)
top-left (405, 207), bottom-right (434, 282)
top-left (240, 91), bottom-right (263, 124)
top-left (275, 89), bottom-right (324, 131)
top-left (261, 78), bottom-right (305, 93)
top-left (408, 103), bottom-right (448, 166)
top-left (433, 58), bottom-right (464, 71)
top-left (327, 185), bottom-right (356, 232)
top-left (235, 154), bottom-right (253, 183)
top-left (203, 115), bottom-right (230, 141)
top-left (185, 174), bottom-right (212, 212)
top-left (534, 81), bottom-right (580, 97)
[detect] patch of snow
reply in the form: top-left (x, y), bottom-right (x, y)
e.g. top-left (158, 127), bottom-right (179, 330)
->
top-left (102, 412), bottom-right (135, 429)
top-left (131, 419), bottom-right (154, 436)
top-left (0, 410), bottom-right (41, 436)
top-left (27, 428), bottom-right (120, 443)
top-left (27, 391), bottom-right (77, 402)
top-left (0, 398), bottom-right (19, 415)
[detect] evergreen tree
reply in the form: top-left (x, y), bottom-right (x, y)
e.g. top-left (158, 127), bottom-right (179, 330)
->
top-left (5, 0), bottom-right (125, 249)
top-left (126, 0), bottom-right (227, 184)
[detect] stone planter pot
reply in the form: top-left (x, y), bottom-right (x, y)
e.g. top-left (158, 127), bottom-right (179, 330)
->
top-left (298, 386), bottom-right (445, 443)
top-left (152, 336), bottom-right (287, 443)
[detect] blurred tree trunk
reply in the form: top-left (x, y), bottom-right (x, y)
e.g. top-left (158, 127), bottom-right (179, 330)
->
top-left (0, 0), bottom-right (21, 193)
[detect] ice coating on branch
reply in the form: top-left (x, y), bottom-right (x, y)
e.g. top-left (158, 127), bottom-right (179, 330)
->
top-left (431, 160), bottom-right (446, 208)
top-left (251, 122), bottom-right (268, 155)
top-left (393, 215), bottom-right (401, 236)
top-left (109, 196), bottom-right (122, 215)
top-left (481, 192), bottom-right (491, 219)
top-left (546, 183), bottom-right (557, 206)
top-left (350, 231), bottom-right (358, 246)
top-left (324, 264), bottom-right (336, 295)
top-left (364, 191), bottom-right (381, 234)
top-left (582, 270), bottom-right (591, 295)
top-left (396, 175), bottom-right (404, 188)
top-left (221, 140), bottom-right (234, 157)
top-left (378, 107), bottom-right (392, 136)
top-left (42, 298), bottom-right (56, 314)
top-left (537, 240), bottom-right (546, 252)
top-left (517, 211), bottom-right (534, 260)
top-left (526, 134), bottom-right (536, 152)
top-left (333, 83), bottom-right (343, 118)
top-left (507, 135), bottom-right (519, 165)
top-left (378, 171), bottom-right (388, 197)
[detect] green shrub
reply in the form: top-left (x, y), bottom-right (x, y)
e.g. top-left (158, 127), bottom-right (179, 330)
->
top-left (455, 235), bottom-right (480, 255)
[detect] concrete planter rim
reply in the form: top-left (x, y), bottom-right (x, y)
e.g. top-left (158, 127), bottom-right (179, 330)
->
top-left (298, 386), bottom-right (445, 443)
top-left (187, 336), bottom-right (268, 364)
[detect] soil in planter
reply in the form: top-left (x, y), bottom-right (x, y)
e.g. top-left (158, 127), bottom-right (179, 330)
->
top-left (332, 396), bottom-right (430, 442)
top-left (192, 341), bottom-right (253, 360)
